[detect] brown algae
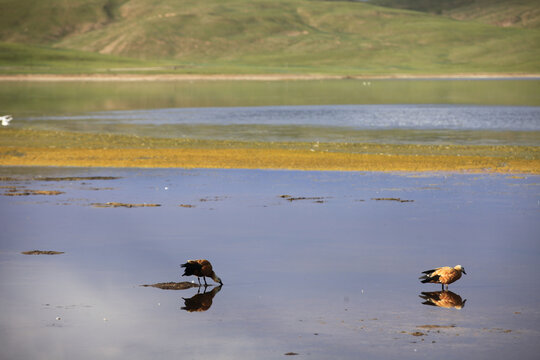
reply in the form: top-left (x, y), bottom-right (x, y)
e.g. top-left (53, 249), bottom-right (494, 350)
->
top-left (22, 250), bottom-right (64, 255)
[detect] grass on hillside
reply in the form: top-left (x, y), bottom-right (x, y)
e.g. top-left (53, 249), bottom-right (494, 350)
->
top-left (0, 0), bottom-right (539, 75)
top-left (0, 42), bottom-right (164, 74)
top-left (370, 0), bottom-right (540, 28)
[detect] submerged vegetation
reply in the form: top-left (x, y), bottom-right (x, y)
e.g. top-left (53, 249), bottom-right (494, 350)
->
top-left (0, 128), bottom-right (538, 174)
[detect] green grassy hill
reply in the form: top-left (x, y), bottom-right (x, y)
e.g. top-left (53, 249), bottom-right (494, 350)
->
top-left (0, 0), bottom-right (538, 75)
top-left (0, 42), bottom-right (158, 74)
top-left (371, 0), bottom-right (540, 28)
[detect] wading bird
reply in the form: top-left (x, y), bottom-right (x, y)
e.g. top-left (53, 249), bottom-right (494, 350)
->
top-left (1, 115), bottom-right (12, 126)
top-left (181, 259), bottom-right (223, 286)
top-left (419, 265), bottom-right (466, 290)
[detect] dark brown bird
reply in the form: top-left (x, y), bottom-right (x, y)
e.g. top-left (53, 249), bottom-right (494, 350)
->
top-left (420, 265), bottom-right (466, 290)
top-left (420, 291), bottom-right (467, 309)
top-left (181, 259), bottom-right (223, 286)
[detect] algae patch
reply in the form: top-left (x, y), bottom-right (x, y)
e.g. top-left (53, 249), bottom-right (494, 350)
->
top-left (3, 188), bottom-right (64, 196)
top-left (22, 250), bottom-right (64, 255)
top-left (1, 128), bottom-right (539, 174)
top-left (372, 197), bottom-right (414, 202)
top-left (141, 282), bottom-right (199, 290)
top-left (91, 202), bottom-right (161, 208)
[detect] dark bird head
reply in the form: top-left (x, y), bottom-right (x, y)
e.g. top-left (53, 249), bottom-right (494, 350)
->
top-left (211, 272), bottom-right (223, 285)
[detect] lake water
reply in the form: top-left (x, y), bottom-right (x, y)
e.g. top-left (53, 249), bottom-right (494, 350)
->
top-left (0, 79), bottom-right (539, 359)
top-left (2, 79), bottom-right (540, 145)
top-left (0, 167), bottom-right (539, 360)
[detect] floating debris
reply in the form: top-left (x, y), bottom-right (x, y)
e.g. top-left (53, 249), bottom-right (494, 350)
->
top-left (417, 324), bottom-right (456, 329)
top-left (410, 331), bottom-right (426, 337)
top-left (22, 250), bottom-right (64, 255)
top-left (141, 282), bottom-right (199, 290)
top-left (199, 196), bottom-right (228, 202)
top-left (3, 188), bottom-right (64, 196)
top-left (284, 352), bottom-right (299, 356)
top-left (179, 204), bottom-right (195, 208)
top-left (280, 195), bottom-right (326, 202)
top-left (35, 176), bottom-right (121, 181)
top-left (371, 198), bottom-right (414, 203)
top-left (91, 202), bottom-right (161, 208)
top-left (484, 328), bottom-right (513, 334)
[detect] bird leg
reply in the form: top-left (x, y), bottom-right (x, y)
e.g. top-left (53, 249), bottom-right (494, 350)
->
top-left (197, 277), bottom-right (202, 286)
top-left (203, 277), bottom-right (208, 286)
top-left (441, 283), bottom-right (444, 291)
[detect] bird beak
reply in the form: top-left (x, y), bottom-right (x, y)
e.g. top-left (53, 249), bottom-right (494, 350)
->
top-left (462, 270), bottom-right (467, 275)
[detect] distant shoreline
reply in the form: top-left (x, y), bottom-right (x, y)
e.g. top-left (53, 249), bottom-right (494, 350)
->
top-left (1, 73), bottom-right (539, 82)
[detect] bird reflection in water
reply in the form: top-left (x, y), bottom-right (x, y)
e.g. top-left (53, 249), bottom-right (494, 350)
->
top-left (420, 290), bottom-right (467, 309)
top-left (181, 285), bottom-right (222, 312)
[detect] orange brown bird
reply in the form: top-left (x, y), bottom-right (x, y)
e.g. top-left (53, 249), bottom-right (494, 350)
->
top-left (181, 259), bottom-right (223, 286)
top-left (419, 265), bottom-right (466, 290)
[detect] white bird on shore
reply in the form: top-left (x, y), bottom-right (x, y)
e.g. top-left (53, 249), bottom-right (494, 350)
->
top-left (1, 115), bottom-right (13, 126)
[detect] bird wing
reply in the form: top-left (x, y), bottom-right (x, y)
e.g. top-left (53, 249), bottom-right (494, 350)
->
top-left (199, 260), bottom-right (213, 277)
top-left (181, 260), bottom-right (203, 276)
top-left (421, 268), bottom-right (440, 275)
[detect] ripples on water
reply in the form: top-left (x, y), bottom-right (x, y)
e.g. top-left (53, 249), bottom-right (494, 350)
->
top-left (5, 79), bottom-right (540, 145)
top-left (16, 104), bottom-right (540, 146)
top-left (34, 104), bottom-right (540, 131)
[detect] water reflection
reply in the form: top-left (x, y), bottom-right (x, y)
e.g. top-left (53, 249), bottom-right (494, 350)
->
top-left (181, 285), bottom-right (222, 312)
top-left (420, 291), bottom-right (467, 309)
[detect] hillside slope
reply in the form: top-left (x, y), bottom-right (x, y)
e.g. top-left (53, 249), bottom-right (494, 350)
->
top-left (0, 0), bottom-right (538, 75)
top-left (371, 0), bottom-right (540, 28)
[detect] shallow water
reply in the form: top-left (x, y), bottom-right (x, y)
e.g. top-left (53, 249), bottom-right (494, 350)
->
top-left (1, 167), bottom-right (539, 359)
top-left (2, 79), bottom-right (540, 145)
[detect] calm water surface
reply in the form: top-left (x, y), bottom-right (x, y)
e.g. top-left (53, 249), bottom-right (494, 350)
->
top-left (0, 167), bottom-right (539, 359)
top-left (2, 79), bottom-right (540, 145)
top-left (1, 79), bottom-right (539, 358)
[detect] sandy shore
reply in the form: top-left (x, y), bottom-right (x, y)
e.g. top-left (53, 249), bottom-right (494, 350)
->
top-left (1, 129), bottom-right (538, 174)
top-left (0, 73), bottom-right (539, 82)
